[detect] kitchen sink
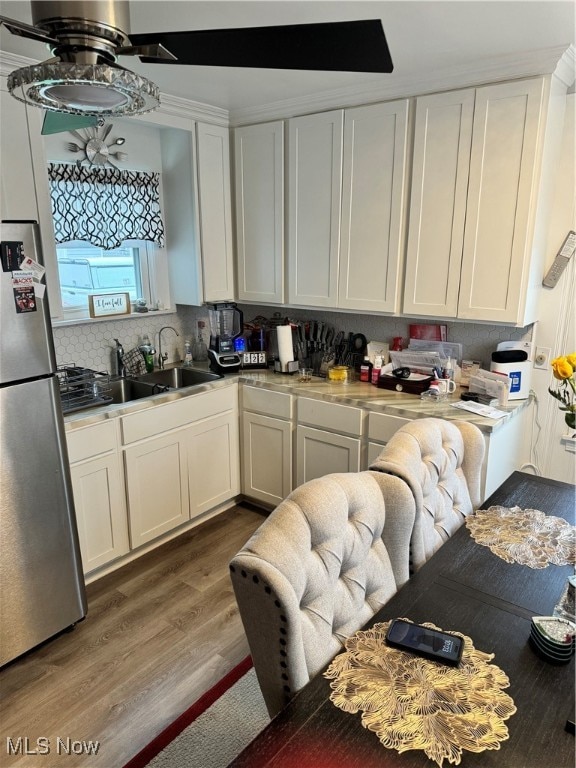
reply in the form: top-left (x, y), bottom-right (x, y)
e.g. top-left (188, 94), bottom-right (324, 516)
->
top-left (135, 367), bottom-right (223, 389)
top-left (109, 378), bottom-right (162, 404)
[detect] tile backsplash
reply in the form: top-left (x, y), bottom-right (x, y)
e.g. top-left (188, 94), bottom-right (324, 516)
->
top-left (52, 303), bottom-right (532, 374)
top-left (53, 312), bottom-right (189, 374)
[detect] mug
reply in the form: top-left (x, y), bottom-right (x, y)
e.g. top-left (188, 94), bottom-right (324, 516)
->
top-left (436, 378), bottom-right (456, 394)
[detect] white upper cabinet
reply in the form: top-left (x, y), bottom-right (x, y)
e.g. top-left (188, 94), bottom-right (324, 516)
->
top-left (403, 89), bottom-right (475, 317)
top-left (404, 76), bottom-right (565, 325)
top-left (161, 125), bottom-right (204, 306)
top-left (287, 103), bottom-right (410, 312)
top-left (0, 81), bottom-right (38, 222)
top-left (338, 100), bottom-right (410, 312)
top-left (1, 76), bottom-right (63, 318)
top-left (288, 110), bottom-right (343, 307)
top-left (235, 121), bottom-right (284, 304)
top-left (458, 78), bottom-right (546, 323)
top-left (196, 122), bottom-right (235, 302)
top-left (149, 116), bottom-right (233, 308)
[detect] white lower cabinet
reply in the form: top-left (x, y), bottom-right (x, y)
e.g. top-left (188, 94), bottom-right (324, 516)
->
top-left (122, 386), bottom-right (240, 548)
top-left (296, 397), bottom-right (364, 485)
top-left (241, 385), bottom-right (293, 507)
top-left (296, 425), bottom-right (361, 486)
top-left (66, 421), bottom-right (129, 575)
top-left (188, 412), bottom-right (240, 517)
top-left (124, 430), bottom-right (191, 548)
top-left (242, 412), bottom-right (292, 506)
top-left (365, 412), bottom-right (412, 467)
top-left (481, 406), bottom-right (529, 499)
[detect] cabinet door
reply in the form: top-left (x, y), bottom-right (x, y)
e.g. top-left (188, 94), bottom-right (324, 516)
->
top-left (242, 411), bottom-right (292, 506)
top-left (403, 89), bottom-right (475, 317)
top-left (70, 455), bottom-right (129, 574)
top-left (1, 78), bottom-right (62, 318)
top-left (187, 412), bottom-right (240, 518)
top-left (367, 441), bottom-right (386, 467)
top-left (196, 122), bottom-right (235, 301)
top-left (296, 425), bottom-right (361, 486)
top-left (459, 77), bottom-right (545, 322)
top-left (339, 100), bottom-right (410, 312)
top-left (365, 412), bottom-right (412, 469)
top-left (124, 432), bottom-right (190, 547)
top-left (0, 80), bottom-right (38, 222)
top-left (162, 125), bottom-right (204, 306)
top-left (288, 110), bottom-right (343, 307)
top-left (235, 122), bottom-right (284, 304)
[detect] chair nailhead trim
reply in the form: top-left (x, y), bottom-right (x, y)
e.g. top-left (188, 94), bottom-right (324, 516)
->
top-left (236, 566), bottom-right (293, 707)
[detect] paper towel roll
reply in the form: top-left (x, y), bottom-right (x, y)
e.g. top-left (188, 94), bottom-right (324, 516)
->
top-left (277, 325), bottom-right (294, 371)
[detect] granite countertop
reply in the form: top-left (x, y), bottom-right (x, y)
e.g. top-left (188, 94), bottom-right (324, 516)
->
top-left (237, 370), bottom-right (530, 433)
top-left (64, 365), bottom-right (530, 434)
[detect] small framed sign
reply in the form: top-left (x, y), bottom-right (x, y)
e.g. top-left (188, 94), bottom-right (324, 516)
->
top-left (89, 292), bottom-right (131, 318)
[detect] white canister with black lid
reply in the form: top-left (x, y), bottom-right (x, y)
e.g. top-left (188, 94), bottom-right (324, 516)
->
top-left (490, 349), bottom-right (531, 399)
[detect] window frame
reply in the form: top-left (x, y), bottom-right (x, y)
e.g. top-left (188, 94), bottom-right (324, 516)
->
top-left (54, 240), bottom-right (150, 320)
top-left (50, 240), bottom-right (173, 325)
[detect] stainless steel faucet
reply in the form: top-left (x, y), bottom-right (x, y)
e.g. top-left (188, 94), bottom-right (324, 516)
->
top-left (157, 326), bottom-right (180, 369)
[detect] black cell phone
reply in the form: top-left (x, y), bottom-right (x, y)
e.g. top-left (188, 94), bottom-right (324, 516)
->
top-left (385, 619), bottom-right (464, 666)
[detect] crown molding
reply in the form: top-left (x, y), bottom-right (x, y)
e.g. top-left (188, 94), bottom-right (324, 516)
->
top-left (0, 49), bottom-right (33, 77)
top-left (229, 44), bottom-right (576, 126)
top-left (552, 45), bottom-right (576, 88)
top-left (0, 50), bottom-right (229, 126)
top-left (155, 93), bottom-right (229, 126)
top-left (3, 43), bottom-right (573, 130)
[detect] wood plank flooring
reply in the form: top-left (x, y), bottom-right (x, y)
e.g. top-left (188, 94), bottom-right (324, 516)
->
top-left (0, 504), bottom-right (265, 768)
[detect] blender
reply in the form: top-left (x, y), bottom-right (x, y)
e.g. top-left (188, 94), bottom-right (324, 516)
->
top-left (206, 302), bottom-right (243, 373)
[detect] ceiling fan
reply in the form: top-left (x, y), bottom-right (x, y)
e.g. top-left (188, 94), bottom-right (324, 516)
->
top-left (0, 0), bottom-right (394, 121)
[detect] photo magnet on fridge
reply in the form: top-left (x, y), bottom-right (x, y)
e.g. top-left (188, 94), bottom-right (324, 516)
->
top-left (12, 271), bottom-right (37, 313)
top-left (1, 240), bottom-right (24, 272)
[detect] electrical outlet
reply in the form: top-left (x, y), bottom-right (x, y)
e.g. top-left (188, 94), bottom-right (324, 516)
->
top-left (534, 347), bottom-right (551, 369)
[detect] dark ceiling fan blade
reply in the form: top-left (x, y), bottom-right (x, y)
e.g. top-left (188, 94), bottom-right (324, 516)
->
top-left (116, 43), bottom-right (177, 61)
top-left (128, 20), bottom-right (393, 73)
top-left (0, 14), bottom-right (57, 45)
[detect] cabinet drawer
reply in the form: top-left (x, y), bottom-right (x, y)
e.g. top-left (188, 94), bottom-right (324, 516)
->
top-left (368, 412), bottom-right (411, 443)
top-left (297, 397), bottom-right (363, 436)
top-left (66, 421), bottom-right (117, 463)
top-left (242, 385), bottom-right (293, 419)
top-left (121, 385), bottom-right (237, 445)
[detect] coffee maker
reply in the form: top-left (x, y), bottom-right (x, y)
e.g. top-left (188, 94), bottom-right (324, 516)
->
top-left (206, 302), bottom-right (243, 373)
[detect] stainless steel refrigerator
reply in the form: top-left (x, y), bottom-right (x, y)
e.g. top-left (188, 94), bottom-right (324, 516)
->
top-left (0, 220), bottom-right (86, 667)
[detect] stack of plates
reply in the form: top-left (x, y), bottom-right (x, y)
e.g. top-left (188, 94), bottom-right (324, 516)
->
top-left (529, 616), bottom-right (575, 664)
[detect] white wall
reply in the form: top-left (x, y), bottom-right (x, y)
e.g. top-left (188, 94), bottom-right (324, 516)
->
top-left (42, 118), bottom-right (164, 172)
top-left (527, 93), bottom-right (575, 483)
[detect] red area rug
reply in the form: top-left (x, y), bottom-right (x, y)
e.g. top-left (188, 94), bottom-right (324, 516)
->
top-left (123, 656), bottom-right (253, 768)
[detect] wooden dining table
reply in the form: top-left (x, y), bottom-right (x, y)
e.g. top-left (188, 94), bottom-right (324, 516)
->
top-left (230, 471), bottom-right (575, 768)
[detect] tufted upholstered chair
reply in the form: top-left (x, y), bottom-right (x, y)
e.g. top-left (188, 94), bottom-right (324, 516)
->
top-left (229, 470), bottom-right (415, 717)
top-left (370, 417), bottom-right (485, 572)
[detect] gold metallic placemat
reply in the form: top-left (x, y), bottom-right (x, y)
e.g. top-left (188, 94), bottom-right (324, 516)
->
top-left (324, 619), bottom-right (516, 768)
top-left (465, 505), bottom-right (576, 568)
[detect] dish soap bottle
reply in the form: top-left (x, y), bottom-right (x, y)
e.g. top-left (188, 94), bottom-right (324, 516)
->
top-left (139, 334), bottom-right (155, 373)
top-left (192, 320), bottom-right (208, 362)
top-left (183, 340), bottom-right (193, 367)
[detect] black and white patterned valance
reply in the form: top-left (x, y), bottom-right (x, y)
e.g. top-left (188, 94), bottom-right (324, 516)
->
top-left (48, 163), bottom-right (165, 250)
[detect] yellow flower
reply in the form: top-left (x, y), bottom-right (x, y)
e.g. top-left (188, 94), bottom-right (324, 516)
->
top-left (551, 356), bottom-right (574, 380)
top-left (549, 352), bottom-right (576, 432)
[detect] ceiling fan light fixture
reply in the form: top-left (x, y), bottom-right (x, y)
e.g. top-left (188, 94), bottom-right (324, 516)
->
top-left (7, 61), bottom-right (160, 116)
